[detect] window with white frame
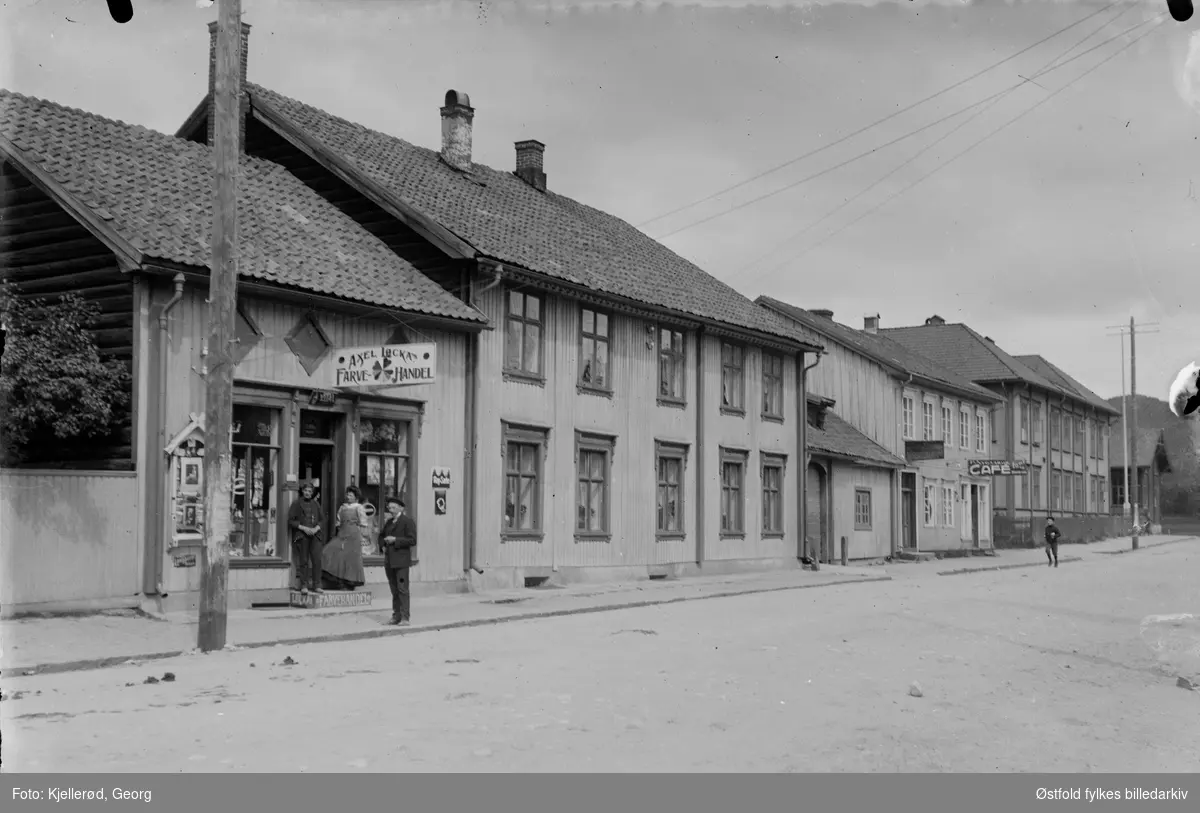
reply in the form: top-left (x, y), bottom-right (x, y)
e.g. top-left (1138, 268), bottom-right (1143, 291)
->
top-left (658, 327), bottom-right (686, 404)
top-left (575, 432), bottom-right (615, 537)
top-left (1063, 415), bottom-right (1073, 456)
top-left (655, 443), bottom-right (687, 537)
top-left (1020, 398), bottom-right (1030, 444)
top-left (854, 489), bottom-right (872, 530)
top-left (1074, 472), bottom-right (1084, 512)
top-left (959, 407), bottom-right (970, 448)
top-left (942, 484), bottom-right (955, 526)
top-left (975, 413), bottom-right (986, 452)
top-left (761, 455), bottom-right (785, 536)
top-left (762, 353), bottom-right (785, 420)
top-left (924, 483), bottom-right (936, 527)
top-left (902, 396), bottom-right (915, 439)
top-left (503, 424), bottom-right (547, 536)
top-left (1031, 465), bottom-right (1043, 509)
top-left (941, 404), bottom-right (952, 441)
top-left (720, 448), bottom-right (748, 535)
top-left (1032, 401), bottom-right (1044, 444)
top-left (922, 400), bottom-right (935, 441)
top-left (579, 308), bottom-right (611, 392)
top-left (1075, 417), bottom-right (1086, 458)
top-left (505, 290), bottom-right (544, 378)
top-left (720, 343), bottom-right (746, 413)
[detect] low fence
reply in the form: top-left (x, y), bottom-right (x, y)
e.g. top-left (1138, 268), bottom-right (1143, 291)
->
top-left (0, 469), bottom-right (140, 613)
top-left (993, 513), bottom-right (1123, 549)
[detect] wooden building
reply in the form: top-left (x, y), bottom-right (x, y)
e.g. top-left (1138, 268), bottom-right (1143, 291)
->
top-left (882, 317), bottom-right (1121, 546)
top-left (1108, 422), bottom-right (1172, 526)
top-left (759, 299), bottom-right (1002, 557)
top-left (0, 88), bottom-right (488, 615)
top-left (1, 23), bottom-right (824, 614)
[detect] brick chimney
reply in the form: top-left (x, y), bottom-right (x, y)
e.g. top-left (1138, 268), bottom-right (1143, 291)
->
top-left (811, 309), bottom-right (834, 320)
top-left (514, 140), bottom-right (547, 192)
top-left (440, 90), bottom-right (474, 172)
top-left (864, 314), bottom-right (880, 334)
top-left (207, 20), bottom-right (251, 149)
top-left (925, 314), bottom-right (946, 326)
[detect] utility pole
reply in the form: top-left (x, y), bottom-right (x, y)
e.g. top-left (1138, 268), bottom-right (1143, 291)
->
top-left (1107, 318), bottom-right (1159, 552)
top-left (198, 0), bottom-right (242, 652)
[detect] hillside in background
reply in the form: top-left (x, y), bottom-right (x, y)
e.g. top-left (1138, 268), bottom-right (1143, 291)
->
top-left (1107, 395), bottom-right (1199, 514)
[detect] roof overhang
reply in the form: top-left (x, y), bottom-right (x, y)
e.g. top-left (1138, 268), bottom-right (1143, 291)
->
top-left (140, 261), bottom-right (490, 333)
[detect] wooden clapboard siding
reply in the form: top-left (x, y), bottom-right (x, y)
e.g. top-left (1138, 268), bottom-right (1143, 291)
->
top-left (159, 286), bottom-right (469, 584)
top-left (704, 333), bottom-right (799, 562)
top-left (832, 466), bottom-right (892, 560)
top-left (0, 161), bottom-right (135, 469)
top-left (471, 283), bottom-right (799, 572)
top-left (779, 319), bottom-right (900, 456)
top-left (0, 470), bottom-right (140, 608)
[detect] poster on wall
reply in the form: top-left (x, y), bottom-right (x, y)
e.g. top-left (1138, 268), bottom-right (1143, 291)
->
top-left (333, 343), bottom-right (437, 388)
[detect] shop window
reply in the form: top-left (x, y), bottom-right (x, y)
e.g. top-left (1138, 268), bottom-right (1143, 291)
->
top-left (230, 404), bottom-right (281, 558)
top-left (358, 417), bottom-right (411, 557)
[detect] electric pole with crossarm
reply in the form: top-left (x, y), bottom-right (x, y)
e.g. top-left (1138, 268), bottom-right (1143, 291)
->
top-left (1107, 317), bottom-right (1159, 552)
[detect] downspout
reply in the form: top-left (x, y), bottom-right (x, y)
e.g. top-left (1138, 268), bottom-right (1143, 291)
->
top-left (799, 350), bottom-right (823, 562)
top-left (151, 273), bottom-right (185, 597)
top-left (464, 262), bottom-right (492, 575)
top-left (1026, 384), bottom-right (1034, 533)
top-left (695, 328), bottom-right (706, 567)
top-left (903, 373), bottom-right (913, 553)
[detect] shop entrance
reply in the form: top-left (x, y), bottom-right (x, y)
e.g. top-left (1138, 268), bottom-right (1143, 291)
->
top-left (297, 410), bottom-right (341, 543)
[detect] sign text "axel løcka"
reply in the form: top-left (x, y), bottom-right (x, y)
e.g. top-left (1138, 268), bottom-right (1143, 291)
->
top-left (334, 344), bottom-right (435, 388)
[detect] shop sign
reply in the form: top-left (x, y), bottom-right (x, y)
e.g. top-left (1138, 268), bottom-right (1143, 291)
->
top-left (434, 489), bottom-right (448, 515)
top-left (432, 467), bottom-right (451, 489)
top-left (333, 343), bottom-right (437, 388)
top-left (967, 459), bottom-right (1029, 477)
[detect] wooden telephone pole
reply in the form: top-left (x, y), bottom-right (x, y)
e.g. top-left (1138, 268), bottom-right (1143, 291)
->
top-left (1108, 317), bottom-right (1159, 552)
top-left (198, 0), bottom-right (242, 652)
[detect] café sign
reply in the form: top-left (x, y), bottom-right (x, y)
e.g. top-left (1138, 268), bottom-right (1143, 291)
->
top-left (968, 459), bottom-right (1029, 477)
top-left (333, 343), bottom-right (437, 388)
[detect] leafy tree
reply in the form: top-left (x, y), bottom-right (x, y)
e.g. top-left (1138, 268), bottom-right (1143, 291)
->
top-left (0, 286), bottom-right (129, 465)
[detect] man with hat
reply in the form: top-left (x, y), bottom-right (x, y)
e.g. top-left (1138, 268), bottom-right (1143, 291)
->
top-left (379, 494), bottom-right (417, 625)
top-left (287, 481), bottom-right (325, 593)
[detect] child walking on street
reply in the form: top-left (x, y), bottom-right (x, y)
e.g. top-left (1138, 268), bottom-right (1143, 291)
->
top-left (1044, 516), bottom-right (1061, 568)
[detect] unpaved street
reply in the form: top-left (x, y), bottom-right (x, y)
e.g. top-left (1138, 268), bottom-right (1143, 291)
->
top-left (4, 544), bottom-right (1199, 773)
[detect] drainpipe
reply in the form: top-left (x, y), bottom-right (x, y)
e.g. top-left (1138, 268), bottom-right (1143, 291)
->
top-left (150, 273), bottom-right (186, 597)
top-left (799, 350), bottom-right (823, 562)
top-left (903, 373), bottom-right (913, 553)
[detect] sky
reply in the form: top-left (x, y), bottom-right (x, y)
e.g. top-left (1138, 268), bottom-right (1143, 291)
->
top-left (1, 0), bottom-right (1197, 402)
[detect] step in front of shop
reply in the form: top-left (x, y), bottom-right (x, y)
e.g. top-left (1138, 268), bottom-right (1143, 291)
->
top-left (289, 590), bottom-right (374, 609)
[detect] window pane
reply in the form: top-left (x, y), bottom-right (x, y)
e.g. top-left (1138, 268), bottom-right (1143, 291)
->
top-left (505, 319), bottom-right (522, 369)
top-left (525, 324), bottom-right (541, 374)
top-left (594, 339), bottom-right (608, 388)
top-left (509, 291), bottom-right (524, 316)
top-left (519, 476), bottom-right (536, 529)
top-left (590, 450), bottom-right (605, 480)
top-left (360, 419), bottom-right (405, 454)
top-left (589, 481), bottom-right (604, 531)
top-left (232, 405), bottom-right (276, 445)
top-left (520, 444), bottom-right (537, 475)
top-left (526, 294), bottom-right (540, 322)
top-left (596, 313), bottom-right (608, 337)
top-left (577, 481), bottom-right (588, 530)
top-left (581, 338), bottom-right (595, 384)
top-left (667, 458), bottom-right (679, 485)
top-left (505, 476), bottom-right (519, 528)
top-left (582, 309), bottom-right (594, 334)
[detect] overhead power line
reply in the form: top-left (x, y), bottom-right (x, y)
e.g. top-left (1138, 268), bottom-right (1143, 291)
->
top-left (738, 2), bottom-right (1136, 277)
top-left (749, 16), bottom-right (1166, 283)
top-left (633, 0), bottom-right (1126, 230)
top-left (649, 10), bottom-right (1154, 242)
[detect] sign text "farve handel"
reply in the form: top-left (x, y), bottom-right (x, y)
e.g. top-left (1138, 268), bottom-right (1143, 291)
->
top-left (333, 343), bottom-right (437, 388)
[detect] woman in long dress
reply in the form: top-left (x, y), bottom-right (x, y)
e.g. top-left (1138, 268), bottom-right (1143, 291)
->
top-left (322, 486), bottom-right (367, 590)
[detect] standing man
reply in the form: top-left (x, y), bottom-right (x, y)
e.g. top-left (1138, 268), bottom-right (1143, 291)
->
top-left (1044, 516), bottom-right (1062, 568)
top-left (288, 482), bottom-right (325, 593)
top-left (380, 495), bottom-right (417, 626)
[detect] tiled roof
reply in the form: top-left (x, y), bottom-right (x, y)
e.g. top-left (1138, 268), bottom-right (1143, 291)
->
top-left (1108, 423), bottom-right (1171, 470)
top-left (1014, 355), bottom-right (1120, 416)
top-left (758, 297), bottom-right (1001, 404)
top-left (245, 84), bottom-right (813, 346)
top-left (0, 90), bottom-right (485, 324)
top-left (810, 410), bottom-right (906, 468)
top-left (880, 323), bottom-right (1081, 399)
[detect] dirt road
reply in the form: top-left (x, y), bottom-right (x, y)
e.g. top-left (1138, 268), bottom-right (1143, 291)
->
top-left (4, 542), bottom-right (1198, 772)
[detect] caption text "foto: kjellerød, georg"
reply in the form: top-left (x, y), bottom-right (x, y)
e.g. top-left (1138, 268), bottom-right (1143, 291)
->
top-left (13, 787), bottom-right (152, 803)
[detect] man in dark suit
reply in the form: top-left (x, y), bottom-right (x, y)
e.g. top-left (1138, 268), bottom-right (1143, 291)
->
top-left (379, 495), bottom-right (417, 626)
